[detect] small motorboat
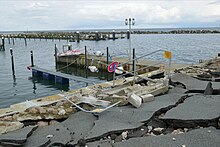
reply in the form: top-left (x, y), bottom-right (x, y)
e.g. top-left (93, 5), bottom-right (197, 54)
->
top-left (57, 49), bottom-right (83, 57)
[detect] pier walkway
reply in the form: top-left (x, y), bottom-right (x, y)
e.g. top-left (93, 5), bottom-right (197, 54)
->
top-left (30, 66), bottom-right (99, 84)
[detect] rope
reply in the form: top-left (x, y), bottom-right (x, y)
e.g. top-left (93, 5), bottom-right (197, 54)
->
top-left (56, 58), bottom-right (78, 71)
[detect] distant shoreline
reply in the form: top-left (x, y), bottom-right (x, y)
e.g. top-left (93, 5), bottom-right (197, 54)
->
top-left (0, 27), bottom-right (220, 34)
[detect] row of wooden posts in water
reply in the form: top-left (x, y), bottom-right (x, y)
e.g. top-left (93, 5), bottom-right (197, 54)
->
top-left (0, 31), bottom-right (131, 49)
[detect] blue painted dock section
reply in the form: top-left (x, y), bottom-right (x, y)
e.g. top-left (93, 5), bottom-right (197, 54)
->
top-left (30, 66), bottom-right (98, 84)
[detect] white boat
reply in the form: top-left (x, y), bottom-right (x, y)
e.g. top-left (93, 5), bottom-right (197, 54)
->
top-left (57, 49), bottom-right (84, 57)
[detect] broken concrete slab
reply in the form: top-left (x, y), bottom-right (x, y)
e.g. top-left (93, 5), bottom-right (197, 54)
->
top-left (85, 93), bottom-right (185, 140)
top-left (0, 126), bottom-right (37, 146)
top-left (113, 127), bottom-right (220, 147)
top-left (127, 93), bottom-right (142, 108)
top-left (61, 111), bottom-right (97, 146)
top-left (0, 121), bottom-right (24, 134)
top-left (163, 94), bottom-right (220, 120)
top-left (171, 73), bottom-right (220, 91)
top-left (141, 94), bottom-right (155, 103)
top-left (85, 106), bottom-right (144, 141)
top-left (25, 123), bottom-right (71, 146)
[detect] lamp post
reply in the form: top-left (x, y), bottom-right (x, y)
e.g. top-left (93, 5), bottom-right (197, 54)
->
top-left (125, 18), bottom-right (135, 61)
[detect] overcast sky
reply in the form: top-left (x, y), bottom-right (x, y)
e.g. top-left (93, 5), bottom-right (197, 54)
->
top-left (0, 0), bottom-right (219, 31)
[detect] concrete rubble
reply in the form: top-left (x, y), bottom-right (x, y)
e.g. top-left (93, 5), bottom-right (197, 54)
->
top-left (0, 57), bottom-right (220, 146)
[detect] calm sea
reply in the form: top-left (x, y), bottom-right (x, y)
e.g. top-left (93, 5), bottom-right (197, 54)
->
top-left (0, 34), bottom-right (220, 108)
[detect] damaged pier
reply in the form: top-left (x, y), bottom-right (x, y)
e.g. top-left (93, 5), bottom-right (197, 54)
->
top-left (0, 56), bottom-right (220, 147)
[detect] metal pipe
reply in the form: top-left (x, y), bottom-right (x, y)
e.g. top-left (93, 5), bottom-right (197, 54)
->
top-left (107, 47), bottom-right (109, 65)
top-left (133, 48), bottom-right (136, 85)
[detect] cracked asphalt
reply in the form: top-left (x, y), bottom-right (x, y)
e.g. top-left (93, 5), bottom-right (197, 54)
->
top-left (0, 73), bottom-right (220, 147)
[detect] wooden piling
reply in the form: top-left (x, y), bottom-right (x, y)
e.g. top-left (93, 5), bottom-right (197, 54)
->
top-left (106, 47), bottom-right (109, 65)
top-left (112, 31), bottom-right (116, 40)
top-left (8, 37), bottom-right (11, 44)
top-left (24, 36), bottom-right (27, 46)
top-left (85, 46), bottom-right (88, 78)
top-left (30, 51), bottom-right (34, 67)
top-left (85, 46), bottom-right (87, 68)
top-left (10, 48), bottom-right (15, 75)
top-left (76, 32), bottom-right (80, 43)
top-left (1, 37), bottom-right (5, 50)
top-left (95, 31), bottom-right (99, 41)
top-left (12, 38), bottom-right (15, 45)
top-left (54, 44), bottom-right (58, 68)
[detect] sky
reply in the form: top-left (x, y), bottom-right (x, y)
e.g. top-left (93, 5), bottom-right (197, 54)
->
top-left (0, 0), bottom-right (219, 31)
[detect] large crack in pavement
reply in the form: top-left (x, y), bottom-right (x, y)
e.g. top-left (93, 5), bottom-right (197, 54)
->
top-left (1, 73), bottom-right (220, 146)
top-left (80, 77), bottom-right (220, 146)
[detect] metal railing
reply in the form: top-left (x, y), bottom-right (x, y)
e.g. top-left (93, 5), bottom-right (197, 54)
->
top-left (112, 49), bottom-right (171, 86)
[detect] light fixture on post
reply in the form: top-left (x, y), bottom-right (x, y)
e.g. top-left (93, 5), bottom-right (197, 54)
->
top-left (125, 18), bottom-right (135, 61)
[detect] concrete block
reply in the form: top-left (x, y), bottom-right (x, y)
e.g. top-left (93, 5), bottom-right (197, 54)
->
top-left (141, 94), bottom-right (155, 103)
top-left (127, 93), bottom-right (142, 108)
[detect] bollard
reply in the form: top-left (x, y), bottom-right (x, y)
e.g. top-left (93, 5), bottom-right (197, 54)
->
top-left (24, 36), bottom-right (27, 46)
top-left (106, 47), bottom-right (109, 81)
top-left (76, 32), bottom-right (80, 43)
top-left (54, 44), bottom-right (58, 67)
top-left (95, 31), bottom-right (99, 41)
top-left (10, 48), bottom-right (15, 75)
top-left (30, 51), bottom-right (34, 67)
top-left (85, 46), bottom-right (87, 68)
top-left (1, 37), bottom-right (5, 50)
top-left (85, 46), bottom-right (88, 78)
top-left (12, 38), bottom-right (15, 45)
top-left (8, 37), bottom-right (11, 44)
top-left (112, 30), bottom-right (116, 40)
top-left (106, 47), bottom-right (109, 65)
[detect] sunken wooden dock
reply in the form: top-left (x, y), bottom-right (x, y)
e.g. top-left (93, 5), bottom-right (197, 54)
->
top-left (30, 66), bottom-right (99, 84)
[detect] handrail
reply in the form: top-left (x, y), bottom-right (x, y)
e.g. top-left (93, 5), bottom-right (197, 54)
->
top-left (120, 49), bottom-right (165, 66)
top-left (112, 49), bottom-right (170, 86)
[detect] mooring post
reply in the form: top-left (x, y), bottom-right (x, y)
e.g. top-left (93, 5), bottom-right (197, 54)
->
top-left (10, 48), bottom-right (15, 75)
top-left (95, 31), bottom-right (99, 41)
top-left (85, 46), bottom-right (87, 67)
top-left (112, 30), bottom-right (115, 40)
top-left (106, 47), bottom-right (109, 81)
top-left (8, 37), bottom-right (11, 44)
top-left (12, 38), bottom-right (15, 45)
top-left (24, 36), bottom-right (27, 46)
top-left (76, 31), bottom-right (80, 43)
top-left (30, 51), bottom-right (34, 67)
top-left (85, 46), bottom-right (88, 78)
top-left (133, 48), bottom-right (136, 85)
top-left (54, 44), bottom-right (58, 68)
top-left (1, 37), bottom-right (5, 50)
